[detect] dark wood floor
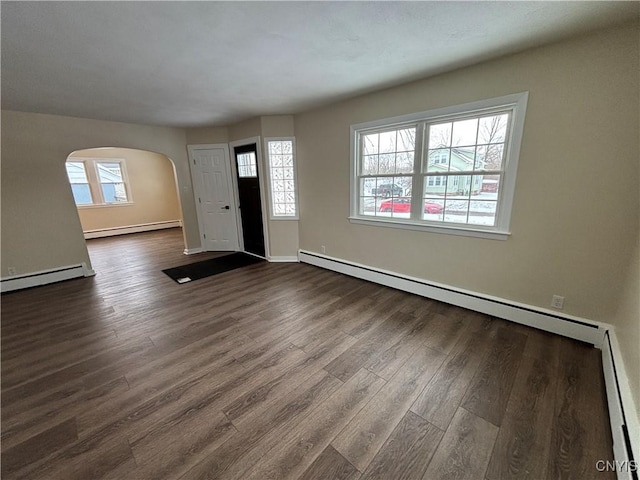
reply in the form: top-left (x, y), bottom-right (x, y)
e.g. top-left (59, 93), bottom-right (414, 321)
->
top-left (1, 228), bottom-right (615, 479)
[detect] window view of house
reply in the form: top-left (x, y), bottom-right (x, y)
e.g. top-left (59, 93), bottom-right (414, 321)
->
top-left (423, 113), bottom-right (509, 226)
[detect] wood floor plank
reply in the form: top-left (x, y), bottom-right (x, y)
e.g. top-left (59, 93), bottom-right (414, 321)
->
top-left (2, 376), bottom-right (129, 450)
top-left (324, 310), bottom-right (422, 382)
top-left (485, 352), bottom-right (559, 480)
top-left (332, 346), bottom-right (446, 472)
top-left (337, 287), bottom-right (406, 336)
top-left (364, 312), bottom-right (435, 380)
top-left (2, 338), bottom-right (154, 408)
top-left (421, 312), bottom-right (469, 354)
top-left (2, 328), bottom-right (118, 389)
top-left (26, 439), bottom-right (137, 480)
top-left (130, 409), bottom-right (236, 480)
top-left (360, 411), bottom-right (443, 480)
top-left (422, 407), bottom-right (499, 480)
top-left (75, 355), bottom-right (246, 437)
top-left (225, 330), bottom-right (357, 429)
top-left (298, 445), bottom-right (361, 480)
top-left (178, 369), bottom-right (343, 480)
top-left (125, 343), bottom-right (306, 445)
top-left (547, 339), bottom-right (616, 480)
top-left (460, 326), bottom-right (527, 426)
top-left (1, 418), bottom-right (78, 477)
top-left (241, 368), bottom-right (386, 480)
top-left (410, 318), bottom-right (495, 430)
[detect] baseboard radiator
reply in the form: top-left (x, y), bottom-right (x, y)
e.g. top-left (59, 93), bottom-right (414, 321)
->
top-left (602, 331), bottom-right (639, 480)
top-left (1, 263), bottom-right (95, 293)
top-left (83, 220), bottom-right (182, 239)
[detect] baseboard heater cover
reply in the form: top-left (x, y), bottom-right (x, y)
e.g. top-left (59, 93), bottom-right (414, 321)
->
top-left (84, 220), bottom-right (182, 239)
top-left (298, 250), bottom-right (606, 346)
top-left (267, 255), bottom-right (300, 263)
top-left (602, 331), bottom-right (639, 480)
top-left (1, 263), bottom-right (95, 293)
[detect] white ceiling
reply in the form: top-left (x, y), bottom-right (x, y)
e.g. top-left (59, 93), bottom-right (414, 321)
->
top-left (1, 1), bottom-right (637, 128)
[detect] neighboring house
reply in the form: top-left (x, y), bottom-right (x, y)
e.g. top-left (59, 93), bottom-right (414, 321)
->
top-left (425, 146), bottom-right (483, 196)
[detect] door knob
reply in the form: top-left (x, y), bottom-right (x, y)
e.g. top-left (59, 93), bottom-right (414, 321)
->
top-left (221, 205), bottom-right (230, 210)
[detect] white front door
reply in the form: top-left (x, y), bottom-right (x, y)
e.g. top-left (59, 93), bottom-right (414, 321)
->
top-left (188, 145), bottom-right (239, 251)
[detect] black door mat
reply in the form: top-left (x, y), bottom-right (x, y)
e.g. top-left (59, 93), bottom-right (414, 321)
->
top-left (162, 252), bottom-right (264, 284)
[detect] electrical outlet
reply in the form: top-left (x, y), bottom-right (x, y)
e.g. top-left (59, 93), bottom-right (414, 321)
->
top-left (7, 267), bottom-right (16, 276)
top-left (551, 295), bottom-right (564, 310)
top-left (321, 245), bottom-right (326, 254)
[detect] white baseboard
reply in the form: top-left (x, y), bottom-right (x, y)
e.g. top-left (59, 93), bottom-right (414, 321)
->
top-left (298, 250), bottom-right (606, 346)
top-left (183, 247), bottom-right (203, 255)
top-left (268, 255), bottom-right (299, 263)
top-left (602, 331), bottom-right (639, 479)
top-left (84, 220), bottom-right (182, 239)
top-left (1, 263), bottom-right (95, 293)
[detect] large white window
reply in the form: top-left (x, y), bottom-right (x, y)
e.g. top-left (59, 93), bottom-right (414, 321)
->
top-left (65, 158), bottom-right (131, 207)
top-left (265, 138), bottom-right (298, 219)
top-left (350, 93), bottom-right (528, 239)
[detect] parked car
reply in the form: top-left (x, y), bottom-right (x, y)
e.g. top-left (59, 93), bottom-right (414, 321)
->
top-left (371, 183), bottom-right (403, 197)
top-left (379, 197), bottom-right (443, 214)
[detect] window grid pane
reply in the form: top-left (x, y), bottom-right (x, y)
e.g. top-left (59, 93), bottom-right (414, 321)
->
top-left (96, 162), bottom-right (128, 202)
top-left (65, 162), bottom-right (94, 205)
top-left (237, 153), bottom-right (257, 178)
top-left (360, 127), bottom-right (416, 176)
top-left (268, 140), bottom-right (297, 217)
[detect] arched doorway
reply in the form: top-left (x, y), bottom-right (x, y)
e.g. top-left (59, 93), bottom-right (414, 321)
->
top-left (65, 147), bottom-right (185, 268)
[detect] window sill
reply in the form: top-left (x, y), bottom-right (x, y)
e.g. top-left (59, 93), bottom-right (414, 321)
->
top-left (269, 216), bottom-right (299, 221)
top-left (77, 202), bottom-right (134, 209)
top-left (348, 216), bottom-right (510, 240)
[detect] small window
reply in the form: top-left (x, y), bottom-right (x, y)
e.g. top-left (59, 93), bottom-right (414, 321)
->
top-left (96, 161), bottom-right (129, 203)
top-left (65, 158), bottom-right (132, 207)
top-left (350, 93), bottom-right (528, 239)
top-left (265, 138), bottom-right (298, 219)
top-left (237, 152), bottom-right (257, 178)
top-left (65, 161), bottom-right (93, 205)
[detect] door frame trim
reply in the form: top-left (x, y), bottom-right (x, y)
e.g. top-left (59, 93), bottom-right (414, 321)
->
top-left (187, 143), bottom-right (239, 252)
top-left (229, 136), bottom-right (270, 259)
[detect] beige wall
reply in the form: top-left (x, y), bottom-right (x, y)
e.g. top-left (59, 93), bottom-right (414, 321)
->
top-left (185, 126), bottom-right (229, 145)
top-left (295, 25), bottom-right (638, 320)
top-left (0, 111), bottom-right (198, 275)
top-left (228, 117), bottom-right (262, 143)
top-left (68, 147), bottom-right (182, 232)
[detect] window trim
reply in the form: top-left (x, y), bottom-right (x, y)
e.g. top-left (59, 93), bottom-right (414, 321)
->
top-left (264, 137), bottom-right (299, 220)
top-left (66, 157), bottom-right (134, 208)
top-left (349, 92), bottom-right (528, 240)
